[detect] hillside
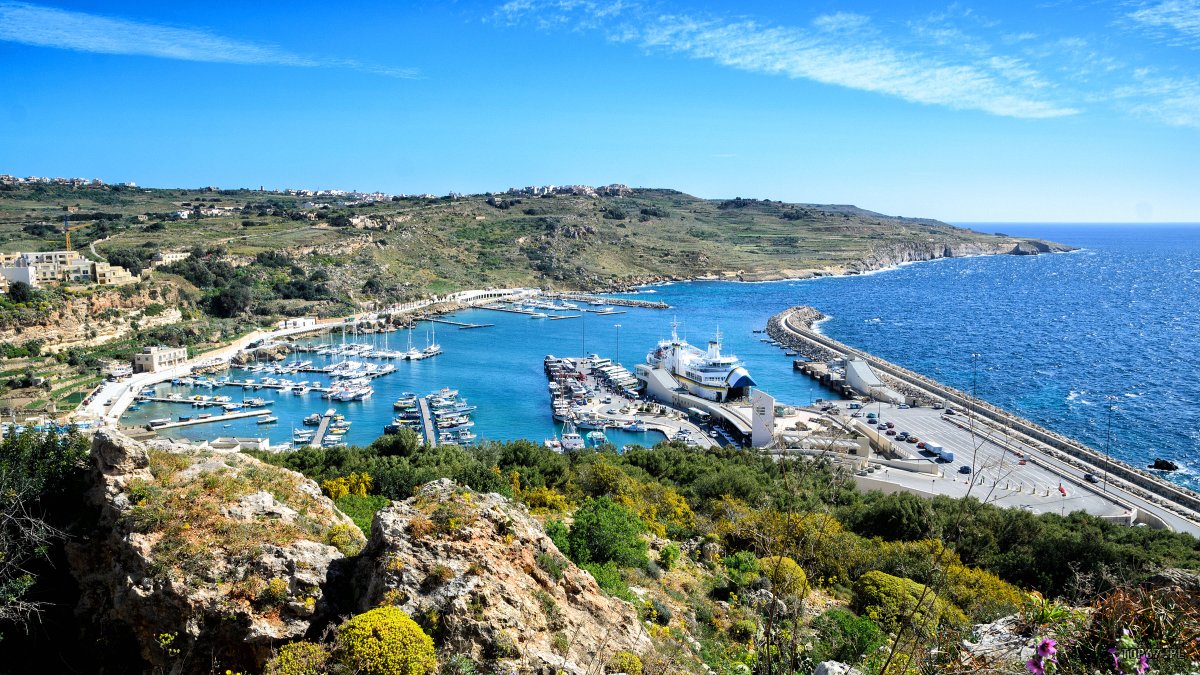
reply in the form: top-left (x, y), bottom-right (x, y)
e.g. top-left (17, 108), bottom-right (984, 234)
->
top-left (0, 183), bottom-right (1071, 300)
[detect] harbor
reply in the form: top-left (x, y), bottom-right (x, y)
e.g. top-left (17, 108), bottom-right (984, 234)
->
top-left (94, 280), bottom-right (1200, 534)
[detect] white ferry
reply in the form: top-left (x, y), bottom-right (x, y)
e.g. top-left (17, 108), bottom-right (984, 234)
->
top-left (645, 321), bottom-right (755, 402)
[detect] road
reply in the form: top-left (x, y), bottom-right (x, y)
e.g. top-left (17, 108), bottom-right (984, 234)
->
top-left (855, 403), bottom-right (1200, 536)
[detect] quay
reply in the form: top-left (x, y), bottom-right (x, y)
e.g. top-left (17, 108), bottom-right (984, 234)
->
top-left (416, 397), bottom-right (437, 447)
top-left (309, 410), bottom-right (335, 448)
top-left (768, 305), bottom-right (1200, 535)
top-left (420, 317), bottom-right (494, 329)
top-left (150, 409), bottom-right (269, 430)
top-left (546, 293), bottom-right (670, 309)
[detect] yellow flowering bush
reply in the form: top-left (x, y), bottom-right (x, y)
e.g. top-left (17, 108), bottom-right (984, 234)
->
top-left (759, 555), bottom-right (808, 597)
top-left (265, 641), bottom-right (330, 675)
top-left (607, 650), bottom-right (643, 674)
top-left (336, 606), bottom-right (437, 675)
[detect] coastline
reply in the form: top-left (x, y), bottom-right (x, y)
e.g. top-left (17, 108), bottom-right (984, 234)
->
top-left (597, 237), bottom-right (1077, 292)
top-left (768, 305), bottom-right (1200, 535)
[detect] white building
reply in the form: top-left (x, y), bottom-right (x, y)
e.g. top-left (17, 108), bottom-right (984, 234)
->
top-left (278, 317), bottom-right (318, 329)
top-left (133, 346), bottom-right (188, 373)
top-left (0, 250), bottom-right (136, 288)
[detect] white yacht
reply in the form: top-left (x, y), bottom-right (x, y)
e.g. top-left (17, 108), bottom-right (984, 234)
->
top-left (560, 422), bottom-right (585, 451)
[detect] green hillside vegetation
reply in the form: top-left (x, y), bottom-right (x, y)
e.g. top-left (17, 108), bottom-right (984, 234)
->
top-left (255, 433), bottom-right (1200, 674)
top-left (0, 182), bottom-right (1053, 306)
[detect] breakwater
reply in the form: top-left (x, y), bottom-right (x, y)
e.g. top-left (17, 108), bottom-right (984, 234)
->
top-left (769, 305), bottom-right (1200, 523)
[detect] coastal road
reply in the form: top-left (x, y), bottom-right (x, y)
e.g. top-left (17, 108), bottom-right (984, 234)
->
top-left (860, 404), bottom-right (1200, 535)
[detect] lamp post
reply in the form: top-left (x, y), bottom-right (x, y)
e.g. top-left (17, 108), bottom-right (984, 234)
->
top-left (614, 323), bottom-right (621, 365)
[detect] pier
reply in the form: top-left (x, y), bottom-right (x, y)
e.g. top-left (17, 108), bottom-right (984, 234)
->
top-left (548, 314), bottom-right (580, 320)
top-left (149, 409), bottom-right (270, 430)
top-left (417, 397), bottom-right (437, 447)
top-left (547, 293), bottom-right (670, 309)
top-left (421, 317), bottom-right (494, 329)
top-left (309, 410), bottom-right (335, 448)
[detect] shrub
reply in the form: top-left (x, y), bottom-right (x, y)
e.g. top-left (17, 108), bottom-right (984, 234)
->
top-left (335, 493), bottom-right (391, 534)
top-left (582, 561), bottom-right (634, 602)
top-left (644, 598), bottom-right (672, 625)
top-left (608, 651), bottom-right (643, 675)
top-left (266, 641), bottom-right (331, 675)
top-left (258, 577), bottom-right (291, 606)
top-left (852, 570), bottom-right (964, 636)
top-left (336, 606), bottom-right (437, 675)
top-left (567, 496), bottom-right (647, 568)
top-left (522, 485), bottom-right (572, 512)
top-left (422, 564), bottom-right (455, 590)
top-left (326, 523), bottom-right (365, 556)
top-left (536, 550), bottom-right (567, 582)
top-left (544, 519), bottom-right (570, 556)
top-left (659, 542), bottom-right (681, 570)
top-left (810, 608), bottom-right (886, 665)
top-left (760, 555), bottom-right (807, 597)
top-left (722, 550), bottom-right (761, 587)
top-left (729, 619), bottom-right (758, 641)
top-left (408, 517), bottom-right (435, 539)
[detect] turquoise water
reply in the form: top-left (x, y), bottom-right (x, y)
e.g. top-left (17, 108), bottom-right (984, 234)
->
top-left (122, 224), bottom-right (1199, 492)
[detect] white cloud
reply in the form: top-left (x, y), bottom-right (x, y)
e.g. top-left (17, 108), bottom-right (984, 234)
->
top-left (0, 2), bottom-right (416, 77)
top-left (811, 12), bottom-right (871, 34)
top-left (1112, 71), bottom-right (1200, 127)
top-left (637, 15), bottom-right (1078, 119)
top-left (1128, 0), bottom-right (1200, 47)
top-left (497, 2), bottom-right (1075, 119)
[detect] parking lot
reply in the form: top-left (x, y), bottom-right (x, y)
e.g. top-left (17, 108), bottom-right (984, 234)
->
top-left (849, 403), bottom-right (1127, 517)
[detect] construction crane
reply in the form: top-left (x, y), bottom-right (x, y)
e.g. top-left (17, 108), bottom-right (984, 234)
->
top-left (63, 213), bottom-right (88, 251)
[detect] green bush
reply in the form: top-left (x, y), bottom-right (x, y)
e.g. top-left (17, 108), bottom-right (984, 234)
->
top-left (265, 641), bottom-right (331, 675)
top-left (582, 561), bottom-right (634, 602)
top-left (811, 607), bottom-right (886, 665)
top-left (643, 598), bottom-right (672, 625)
top-left (760, 555), bottom-right (807, 597)
top-left (607, 651), bottom-right (643, 674)
top-left (722, 550), bottom-right (761, 587)
top-left (336, 606), bottom-right (437, 675)
top-left (566, 496), bottom-right (647, 568)
top-left (659, 542), bottom-right (681, 570)
top-left (851, 570), bottom-right (964, 636)
top-left (335, 493), bottom-right (391, 534)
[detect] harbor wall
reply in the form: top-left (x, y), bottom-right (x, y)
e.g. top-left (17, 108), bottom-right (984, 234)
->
top-left (769, 306), bottom-right (1200, 518)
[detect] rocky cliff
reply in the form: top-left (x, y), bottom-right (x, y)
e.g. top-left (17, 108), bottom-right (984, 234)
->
top-left (0, 283), bottom-right (185, 350)
top-left (354, 478), bottom-right (652, 674)
top-left (68, 430), bottom-right (363, 674)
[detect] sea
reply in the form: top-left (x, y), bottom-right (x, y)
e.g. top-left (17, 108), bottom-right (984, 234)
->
top-left (120, 224), bottom-right (1200, 493)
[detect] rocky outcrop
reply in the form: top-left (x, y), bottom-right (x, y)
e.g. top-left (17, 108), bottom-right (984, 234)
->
top-left (0, 283), bottom-right (184, 350)
top-left (69, 430), bottom-right (363, 674)
top-left (844, 239), bottom-right (1072, 276)
top-left (355, 479), bottom-right (651, 674)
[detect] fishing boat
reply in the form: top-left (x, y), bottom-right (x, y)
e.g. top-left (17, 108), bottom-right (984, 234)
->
top-left (257, 416), bottom-right (279, 424)
top-left (623, 420), bottom-right (647, 432)
top-left (560, 422), bottom-right (585, 451)
top-left (586, 430), bottom-right (607, 447)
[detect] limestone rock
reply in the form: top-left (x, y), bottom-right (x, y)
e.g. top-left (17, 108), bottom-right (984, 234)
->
top-left (355, 478), bottom-right (651, 674)
top-left (814, 661), bottom-right (864, 675)
top-left (68, 430), bottom-right (362, 674)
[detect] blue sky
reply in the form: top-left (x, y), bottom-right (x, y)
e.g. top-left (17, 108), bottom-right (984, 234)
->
top-left (1, 1), bottom-right (1197, 222)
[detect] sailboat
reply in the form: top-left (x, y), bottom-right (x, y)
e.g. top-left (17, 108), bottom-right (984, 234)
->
top-left (422, 321), bottom-right (442, 357)
top-left (403, 326), bottom-right (422, 360)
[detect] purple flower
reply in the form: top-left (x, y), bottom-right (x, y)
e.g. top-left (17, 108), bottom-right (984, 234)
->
top-left (1027, 657), bottom-right (1045, 675)
top-left (1037, 638), bottom-right (1058, 659)
top-left (1137, 654), bottom-right (1150, 674)
top-left (1110, 647), bottom-right (1123, 673)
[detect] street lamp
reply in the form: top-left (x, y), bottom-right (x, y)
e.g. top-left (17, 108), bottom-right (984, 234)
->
top-left (614, 323), bottom-right (622, 365)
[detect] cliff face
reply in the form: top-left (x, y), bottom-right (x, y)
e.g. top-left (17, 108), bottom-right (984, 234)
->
top-left (0, 284), bottom-right (185, 350)
top-left (354, 478), bottom-right (651, 674)
top-left (68, 431), bottom-right (363, 675)
top-left (844, 239), bottom-right (1069, 274)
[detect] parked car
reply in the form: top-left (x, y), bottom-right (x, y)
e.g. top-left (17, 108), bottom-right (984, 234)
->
top-left (1085, 473), bottom-right (1100, 484)
top-left (906, 436), bottom-right (919, 443)
top-left (898, 404), bottom-right (910, 409)
top-left (886, 422), bottom-right (895, 429)
top-left (916, 441), bottom-right (926, 449)
top-left (886, 429), bottom-right (897, 436)
top-left (876, 423), bottom-right (887, 430)
top-left (959, 466), bottom-right (972, 474)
